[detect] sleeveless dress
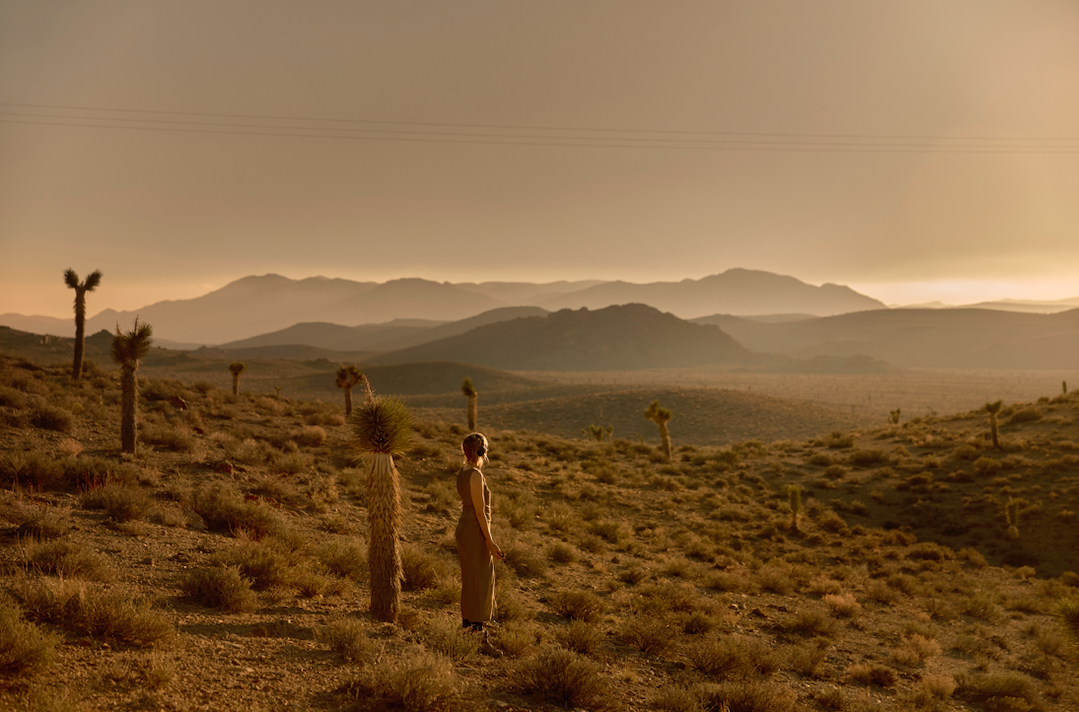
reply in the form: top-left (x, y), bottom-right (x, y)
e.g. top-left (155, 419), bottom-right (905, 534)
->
top-left (456, 466), bottom-right (495, 623)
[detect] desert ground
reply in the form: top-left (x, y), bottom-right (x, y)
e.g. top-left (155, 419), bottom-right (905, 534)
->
top-left (2, 351), bottom-right (1079, 711)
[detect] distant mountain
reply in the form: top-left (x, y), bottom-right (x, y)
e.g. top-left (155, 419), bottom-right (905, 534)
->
top-left (537, 268), bottom-right (885, 317)
top-left (455, 280), bottom-right (607, 304)
top-left (369, 303), bottom-right (753, 370)
top-left (219, 307), bottom-right (549, 353)
top-left (694, 308), bottom-right (1079, 369)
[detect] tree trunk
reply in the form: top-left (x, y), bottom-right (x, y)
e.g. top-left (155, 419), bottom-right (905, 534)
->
top-left (467, 394), bottom-right (477, 431)
top-left (659, 421), bottom-right (671, 461)
top-left (72, 292), bottom-right (86, 381)
top-left (232, 374), bottom-right (240, 397)
top-left (990, 413), bottom-right (1000, 449)
top-left (120, 363), bottom-right (138, 454)
top-left (344, 387), bottom-right (353, 417)
top-left (367, 453), bottom-right (402, 622)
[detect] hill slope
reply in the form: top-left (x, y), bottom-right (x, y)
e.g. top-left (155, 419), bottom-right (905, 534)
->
top-left (369, 303), bottom-right (752, 370)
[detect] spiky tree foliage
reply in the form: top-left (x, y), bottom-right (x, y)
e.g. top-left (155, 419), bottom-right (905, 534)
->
top-left (461, 377), bottom-right (477, 431)
top-left (64, 268), bottom-right (102, 382)
top-left (352, 396), bottom-right (414, 623)
top-left (228, 362), bottom-right (246, 397)
top-left (110, 319), bottom-right (152, 454)
top-left (644, 400), bottom-right (673, 461)
top-left (787, 484), bottom-right (804, 533)
top-left (335, 365), bottom-right (365, 416)
top-left (984, 400), bottom-right (1003, 449)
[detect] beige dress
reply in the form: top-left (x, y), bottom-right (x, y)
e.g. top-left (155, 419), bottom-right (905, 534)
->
top-left (456, 466), bottom-right (495, 623)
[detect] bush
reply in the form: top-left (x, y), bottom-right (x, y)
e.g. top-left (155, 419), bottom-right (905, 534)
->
top-left (192, 483), bottom-right (283, 539)
top-left (549, 591), bottom-right (605, 623)
top-left (21, 539), bottom-right (112, 580)
top-left (30, 405), bottom-right (74, 432)
top-left (421, 616), bottom-right (479, 662)
top-left (696, 679), bottom-right (796, 712)
top-left (504, 544), bottom-right (548, 579)
top-left (686, 634), bottom-right (780, 678)
top-left (511, 647), bottom-right (614, 711)
top-left (337, 649), bottom-right (480, 712)
top-left (556, 620), bottom-right (603, 655)
top-left (0, 601), bottom-right (58, 678)
top-left (19, 579), bottom-right (173, 646)
top-left (81, 482), bottom-right (155, 522)
top-left (293, 425), bottom-right (327, 447)
top-left (401, 545), bottom-right (448, 591)
top-left (318, 617), bottom-right (374, 663)
top-left (955, 672), bottom-right (1043, 710)
top-left (318, 540), bottom-right (368, 582)
top-left (180, 566), bottom-right (257, 613)
top-left (213, 541), bottom-right (293, 589)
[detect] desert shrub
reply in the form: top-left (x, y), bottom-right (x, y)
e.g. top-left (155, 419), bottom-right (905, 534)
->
top-left (892, 634), bottom-right (942, 667)
top-left (496, 585), bottom-right (536, 623)
top-left (213, 541), bottom-right (293, 589)
top-left (703, 571), bottom-right (747, 593)
top-left (548, 542), bottom-right (577, 564)
top-left (785, 608), bottom-right (839, 638)
top-left (421, 616), bottom-right (478, 662)
top-left (179, 566), bottom-right (257, 613)
top-left (1055, 598), bottom-right (1079, 647)
top-left (511, 646), bottom-right (613, 711)
top-left (81, 481), bottom-right (155, 522)
top-left (556, 619), bottom-right (603, 655)
top-left (275, 451), bottom-right (314, 475)
top-left (589, 519), bottom-right (628, 544)
top-left (973, 457), bottom-right (1001, 477)
top-left (19, 579), bottom-right (173, 646)
top-left (959, 591), bottom-right (1002, 622)
top-left (0, 451), bottom-right (65, 490)
top-left (755, 565), bottom-right (794, 595)
top-left (503, 544), bottom-right (548, 579)
top-left (807, 452), bottom-right (835, 467)
top-left (140, 423), bottom-right (196, 452)
top-left (955, 672), bottom-right (1043, 711)
top-left (0, 601), bottom-right (58, 678)
top-left (12, 508), bottom-right (70, 540)
top-left (686, 633), bottom-right (780, 678)
top-left (29, 405), bottom-right (74, 432)
top-left (1008, 408), bottom-right (1042, 424)
top-left (786, 639), bottom-right (829, 678)
top-left (318, 617), bottom-right (374, 663)
top-left (682, 611), bottom-right (714, 635)
top-left (337, 648), bottom-right (480, 711)
top-left (696, 679), bottom-right (795, 712)
top-left (618, 616), bottom-right (675, 656)
top-left (21, 539), bottom-right (111, 580)
top-left (846, 662), bottom-right (898, 687)
top-left (650, 687), bottom-right (703, 712)
top-left (192, 483), bottom-right (283, 539)
top-left (0, 384), bottom-right (28, 409)
top-left (319, 540), bottom-right (368, 582)
top-left (549, 591), bottom-right (605, 623)
top-left (823, 593), bottom-right (862, 618)
top-left (401, 545), bottom-right (448, 591)
top-left (848, 449), bottom-right (889, 467)
top-left (293, 425), bottom-right (327, 447)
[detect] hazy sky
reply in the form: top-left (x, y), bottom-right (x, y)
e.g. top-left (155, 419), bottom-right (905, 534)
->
top-left (2, 1), bottom-right (1079, 318)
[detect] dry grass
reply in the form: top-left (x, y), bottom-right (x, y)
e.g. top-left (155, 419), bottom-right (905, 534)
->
top-left (179, 565), bottom-right (258, 613)
top-left (17, 578), bottom-right (174, 646)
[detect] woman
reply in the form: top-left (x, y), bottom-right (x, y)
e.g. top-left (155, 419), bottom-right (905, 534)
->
top-left (456, 432), bottom-right (504, 656)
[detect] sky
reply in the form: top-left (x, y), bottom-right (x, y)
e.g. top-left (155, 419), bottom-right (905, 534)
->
top-left (2, 1), bottom-right (1079, 318)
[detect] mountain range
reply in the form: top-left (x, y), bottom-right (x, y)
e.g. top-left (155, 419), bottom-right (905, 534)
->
top-left (0, 269), bottom-right (884, 345)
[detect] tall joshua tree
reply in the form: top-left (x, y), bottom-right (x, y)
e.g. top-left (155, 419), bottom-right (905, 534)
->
top-left (644, 400), bottom-right (673, 461)
top-left (352, 396), bottom-right (413, 622)
top-left (335, 365), bottom-right (366, 416)
top-left (462, 377), bottom-right (478, 431)
top-left (110, 319), bottom-right (152, 455)
top-left (228, 362), bottom-right (246, 397)
top-left (985, 400), bottom-right (1003, 449)
top-left (64, 268), bottom-right (102, 381)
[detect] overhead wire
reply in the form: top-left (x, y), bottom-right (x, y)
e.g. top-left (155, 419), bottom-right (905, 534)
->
top-left (2, 102), bottom-right (1078, 154)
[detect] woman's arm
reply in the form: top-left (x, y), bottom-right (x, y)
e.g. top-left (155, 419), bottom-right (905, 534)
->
top-left (469, 470), bottom-right (504, 560)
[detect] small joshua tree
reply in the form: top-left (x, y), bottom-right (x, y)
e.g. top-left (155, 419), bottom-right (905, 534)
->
top-left (335, 365), bottom-right (366, 416)
top-left (64, 268), bottom-right (102, 382)
top-left (1005, 497), bottom-right (1021, 539)
top-left (1064, 381), bottom-right (1068, 396)
top-left (110, 318), bottom-right (152, 455)
top-left (352, 396), bottom-right (413, 623)
top-left (462, 377), bottom-right (478, 431)
top-left (984, 400), bottom-right (1003, 449)
top-left (644, 400), bottom-right (673, 461)
top-left (228, 362), bottom-right (246, 397)
top-left (787, 484), bottom-right (804, 533)
top-left (889, 408), bottom-right (901, 426)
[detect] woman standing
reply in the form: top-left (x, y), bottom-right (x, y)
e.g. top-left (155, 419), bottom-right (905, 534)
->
top-left (456, 432), bottom-right (504, 656)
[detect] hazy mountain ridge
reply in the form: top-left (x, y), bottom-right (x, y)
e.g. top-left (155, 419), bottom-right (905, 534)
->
top-left (368, 303), bottom-right (753, 371)
top-left (696, 308), bottom-right (1079, 370)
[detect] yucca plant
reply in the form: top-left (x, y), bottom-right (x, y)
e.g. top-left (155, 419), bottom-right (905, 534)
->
top-left (787, 484), bottom-right (804, 533)
top-left (110, 319), bottom-right (153, 455)
top-left (352, 396), bottom-right (413, 622)
top-left (1056, 598), bottom-right (1079, 649)
top-left (461, 377), bottom-right (477, 431)
top-left (335, 365), bottom-right (366, 416)
top-left (64, 268), bottom-right (102, 382)
top-left (228, 362), bottom-right (246, 397)
top-left (1005, 497), bottom-right (1020, 539)
top-left (984, 400), bottom-right (1003, 449)
top-left (644, 400), bottom-right (673, 461)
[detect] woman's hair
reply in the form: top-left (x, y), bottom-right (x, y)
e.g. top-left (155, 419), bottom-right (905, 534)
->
top-left (462, 432), bottom-right (489, 465)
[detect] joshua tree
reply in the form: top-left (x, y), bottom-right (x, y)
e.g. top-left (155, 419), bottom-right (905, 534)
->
top-left (889, 408), bottom-right (901, 426)
top-left (335, 365), bottom-right (366, 416)
top-left (787, 484), bottom-right (804, 533)
top-left (644, 400), bottom-right (673, 461)
top-left (352, 396), bottom-right (413, 623)
top-left (984, 400), bottom-right (1003, 449)
top-left (228, 362), bottom-right (246, 397)
top-left (1064, 381), bottom-right (1068, 396)
top-left (64, 268), bottom-right (102, 381)
top-left (110, 318), bottom-right (152, 455)
top-left (1005, 497), bottom-right (1020, 539)
top-left (461, 377), bottom-right (478, 431)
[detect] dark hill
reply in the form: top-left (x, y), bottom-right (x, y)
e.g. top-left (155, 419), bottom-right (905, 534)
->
top-left (368, 303), bottom-right (752, 371)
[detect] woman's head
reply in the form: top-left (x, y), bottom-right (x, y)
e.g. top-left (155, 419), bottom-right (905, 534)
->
top-left (462, 432), bottom-right (489, 466)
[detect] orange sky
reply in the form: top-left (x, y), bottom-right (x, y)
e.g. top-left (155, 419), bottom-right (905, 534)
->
top-left (2, 1), bottom-right (1078, 317)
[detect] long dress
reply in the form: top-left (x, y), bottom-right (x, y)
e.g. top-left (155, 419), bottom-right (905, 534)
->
top-left (456, 465), bottom-right (495, 623)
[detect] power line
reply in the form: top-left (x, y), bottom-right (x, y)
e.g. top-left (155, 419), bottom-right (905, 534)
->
top-left (2, 103), bottom-right (1077, 153)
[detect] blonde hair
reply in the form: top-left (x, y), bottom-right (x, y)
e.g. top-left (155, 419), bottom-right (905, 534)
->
top-left (462, 432), bottom-right (489, 466)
